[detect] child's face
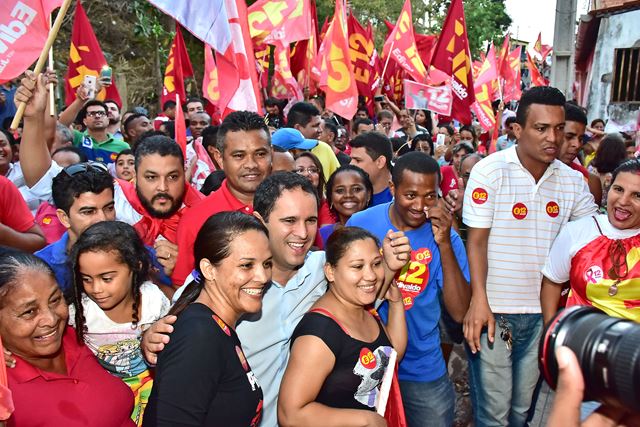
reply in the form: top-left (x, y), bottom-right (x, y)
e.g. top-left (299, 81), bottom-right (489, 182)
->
top-left (115, 154), bottom-right (135, 181)
top-left (78, 250), bottom-right (134, 319)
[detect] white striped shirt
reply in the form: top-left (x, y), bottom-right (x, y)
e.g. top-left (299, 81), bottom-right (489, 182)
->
top-left (462, 146), bottom-right (598, 313)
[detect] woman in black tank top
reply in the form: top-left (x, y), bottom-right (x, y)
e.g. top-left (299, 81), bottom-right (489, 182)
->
top-left (278, 227), bottom-right (407, 426)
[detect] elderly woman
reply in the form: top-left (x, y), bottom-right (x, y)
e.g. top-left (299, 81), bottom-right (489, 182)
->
top-left (0, 247), bottom-right (134, 426)
top-left (541, 158), bottom-right (640, 325)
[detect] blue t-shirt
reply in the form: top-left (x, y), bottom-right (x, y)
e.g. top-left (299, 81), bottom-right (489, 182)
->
top-left (371, 187), bottom-right (393, 207)
top-left (347, 202), bottom-right (470, 382)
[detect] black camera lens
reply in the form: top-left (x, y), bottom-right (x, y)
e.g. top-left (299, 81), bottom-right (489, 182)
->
top-left (540, 306), bottom-right (640, 412)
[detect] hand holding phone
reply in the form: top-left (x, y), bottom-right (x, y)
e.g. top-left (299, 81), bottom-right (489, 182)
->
top-left (100, 66), bottom-right (112, 86)
top-left (83, 75), bottom-right (97, 99)
top-left (435, 133), bottom-right (446, 147)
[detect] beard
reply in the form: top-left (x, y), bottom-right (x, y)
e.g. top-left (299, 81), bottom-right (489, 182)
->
top-left (136, 187), bottom-right (184, 219)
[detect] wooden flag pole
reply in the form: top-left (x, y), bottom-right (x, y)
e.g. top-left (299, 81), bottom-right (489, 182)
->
top-left (380, 40), bottom-right (395, 79)
top-left (10, 0), bottom-right (74, 130)
top-left (48, 14), bottom-right (56, 117)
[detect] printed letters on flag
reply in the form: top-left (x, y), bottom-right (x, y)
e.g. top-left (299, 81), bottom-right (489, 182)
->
top-left (502, 46), bottom-right (522, 102)
top-left (382, 0), bottom-right (427, 83)
top-left (0, 0), bottom-right (64, 83)
top-left (161, 25), bottom-right (194, 107)
top-left (247, 0), bottom-right (312, 47)
top-left (347, 13), bottom-right (379, 115)
top-left (404, 80), bottom-right (452, 116)
top-left (429, 0), bottom-right (475, 124)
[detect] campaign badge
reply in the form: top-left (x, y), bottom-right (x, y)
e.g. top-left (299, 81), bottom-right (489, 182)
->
top-left (512, 203), bottom-right (528, 220)
top-left (546, 201), bottom-right (559, 218)
top-left (471, 188), bottom-right (488, 204)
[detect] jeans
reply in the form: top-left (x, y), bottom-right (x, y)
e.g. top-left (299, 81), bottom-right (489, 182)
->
top-left (399, 374), bottom-right (455, 427)
top-left (466, 313), bottom-right (543, 427)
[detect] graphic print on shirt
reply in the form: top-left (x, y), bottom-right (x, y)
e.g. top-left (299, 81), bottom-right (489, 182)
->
top-left (235, 344), bottom-right (260, 392)
top-left (512, 202), bottom-right (528, 220)
top-left (395, 248), bottom-right (432, 309)
top-left (471, 188), bottom-right (488, 204)
top-left (546, 201), bottom-right (560, 218)
top-left (96, 337), bottom-right (147, 377)
top-left (352, 345), bottom-right (393, 407)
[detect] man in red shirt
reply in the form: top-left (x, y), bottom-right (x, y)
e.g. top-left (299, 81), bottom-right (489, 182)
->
top-left (172, 111), bottom-right (272, 285)
top-left (558, 103), bottom-right (602, 206)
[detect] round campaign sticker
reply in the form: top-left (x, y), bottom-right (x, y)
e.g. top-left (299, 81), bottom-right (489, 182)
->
top-left (584, 265), bottom-right (604, 284)
top-left (546, 201), bottom-right (560, 218)
top-left (359, 347), bottom-right (377, 369)
top-left (110, 152), bottom-right (118, 161)
top-left (471, 188), bottom-right (488, 204)
top-left (512, 203), bottom-right (528, 220)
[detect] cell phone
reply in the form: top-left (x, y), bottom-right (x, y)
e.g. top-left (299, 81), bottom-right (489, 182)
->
top-left (374, 95), bottom-right (385, 102)
top-left (100, 66), bottom-right (112, 85)
top-left (435, 133), bottom-right (446, 147)
top-left (83, 75), bottom-right (97, 99)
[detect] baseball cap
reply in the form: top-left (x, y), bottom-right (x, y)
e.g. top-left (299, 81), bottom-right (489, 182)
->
top-left (271, 128), bottom-right (318, 151)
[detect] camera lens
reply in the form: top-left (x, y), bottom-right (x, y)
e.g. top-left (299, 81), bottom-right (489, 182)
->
top-left (540, 306), bottom-right (640, 412)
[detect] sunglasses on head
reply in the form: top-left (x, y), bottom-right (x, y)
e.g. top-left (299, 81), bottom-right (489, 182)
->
top-left (62, 161), bottom-right (109, 177)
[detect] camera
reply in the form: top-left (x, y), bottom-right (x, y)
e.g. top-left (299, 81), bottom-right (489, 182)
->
top-left (539, 306), bottom-right (640, 412)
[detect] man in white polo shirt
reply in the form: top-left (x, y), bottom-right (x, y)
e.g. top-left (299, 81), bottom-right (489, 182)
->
top-left (461, 87), bottom-right (598, 426)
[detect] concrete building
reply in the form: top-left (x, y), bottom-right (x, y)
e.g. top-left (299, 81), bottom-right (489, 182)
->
top-left (574, 0), bottom-right (640, 131)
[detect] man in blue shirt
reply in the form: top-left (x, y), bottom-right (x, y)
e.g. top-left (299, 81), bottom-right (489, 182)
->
top-left (35, 163), bottom-right (116, 295)
top-left (348, 151), bottom-right (471, 427)
top-left (349, 131), bottom-right (394, 206)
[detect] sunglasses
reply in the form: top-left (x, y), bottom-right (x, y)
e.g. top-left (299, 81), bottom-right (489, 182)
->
top-left (62, 161), bottom-right (109, 177)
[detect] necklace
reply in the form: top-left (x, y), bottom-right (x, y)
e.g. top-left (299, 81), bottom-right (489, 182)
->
top-left (607, 240), bottom-right (628, 296)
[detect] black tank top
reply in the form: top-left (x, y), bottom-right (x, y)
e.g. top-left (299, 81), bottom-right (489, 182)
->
top-left (290, 310), bottom-right (394, 411)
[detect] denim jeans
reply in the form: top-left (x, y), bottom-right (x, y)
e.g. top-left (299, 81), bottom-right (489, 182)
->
top-left (399, 373), bottom-right (455, 427)
top-left (466, 313), bottom-right (542, 427)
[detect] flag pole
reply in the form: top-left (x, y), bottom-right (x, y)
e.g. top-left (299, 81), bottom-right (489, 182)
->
top-left (11, 0), bottom-right (73, 130)
top-left (380, 40), bottom-right (395, 79)
top-left (48, 14), bottom-right (56, 117)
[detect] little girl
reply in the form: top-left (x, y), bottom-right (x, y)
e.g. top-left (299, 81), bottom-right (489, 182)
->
top-left (69, 221), bottom-right (170, 426)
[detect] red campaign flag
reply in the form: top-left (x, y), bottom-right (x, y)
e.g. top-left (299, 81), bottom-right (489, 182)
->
top-left (161, 24), bottom-right (193, 108)
top-left (319, 16), bottom-right (330, 43)
top-left (65, 0), bottom-right (121, 106)
top-left (215, 0), bottom-right (262, 115)
top-left (384, 20), bottom-right (437, 72)
top-left (429, 0), bottom-right (475, 124)
top-left (290, 0), bottom-right (318, 94)
top-left (474, 43), bottom-right (498, 87)
top-left (254, 41), bottom-right (270, 91)
top-left (502, 46), bottom-right (522, 103)
top-left (540, 44), bottom-right (553, 62)
top-left (498, 34), bottom-right (512, 82)
top-left (202, 43), bottom-right (223, 119)
top-left (382, 0), bottom-right (427, 84)
top-left (526, 50), bottom-right (547, 87)
top-left (533, 32), bottom-right (542, 56)
top-left (174, 94), bottom-right (187, 157)
top-left (311, 0), bottom-right (357, 119)
top-left (0, 0), bottom-right (64, 83)
top-left (270, 44), bottom-right (303, 100)
top-left (248, 0), bottom-right (312, 47)
top-left (347, 13), bottom-right (379, 116)
top-left (471, 84), bottom-right (496, 133)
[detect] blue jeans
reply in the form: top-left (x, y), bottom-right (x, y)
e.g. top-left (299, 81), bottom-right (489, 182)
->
top-left (399, 374), bottom-right (455, 427)
top-left (466, 313), bottom-right (542, 427)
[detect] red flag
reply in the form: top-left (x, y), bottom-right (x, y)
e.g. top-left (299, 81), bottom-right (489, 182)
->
top-left (161, 24), bottom-right (193, 107)
top-left (248, 0), bottom-right (312, 47)
top-left (526, 50), bottom-right (546, 87)
top-left (533, 32), bottom-right (542, 56)
top-left (203, 44), bottom-right (222, 118)
top-left (384, 20), bottom-right (437, 72)
top-left (348, 13), bottom-right (379, 115)
top-left (319, 16), bottom-right (330, 43)
top-left (429, 0), bottom-right (475, 124)
top-left (540, 44), bottom-right (553, 62)
top-left (382, 0), bottom-right (427, 83)
top-left (214, 0), bottom-right (262, 115)
top-left (503, 46), bottom-right (522, 102)
top-left (290, 0), bottom-right (318, 94)
top-left (174, 94), bottom-right (187, 157)
top-left (311, 0), bottom-right (357, 119)
top-left (65, 0), bottom-right (121, 106)
top-left (498, 35), bottom-right (511, 80)
top-left (474, 43), bottom-right (498, 87)
top-left (254, 41), bottom-right (270, 91)
top-left (271, 44), bottom-right (303, 100)
top-left (0, 0), bottom-right (64, 83)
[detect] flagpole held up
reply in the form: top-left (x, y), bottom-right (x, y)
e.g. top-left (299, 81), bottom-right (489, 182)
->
top-left (10, 0), bottom-right (74, 131)
top-left (48, 14), bottom-right (56, 117)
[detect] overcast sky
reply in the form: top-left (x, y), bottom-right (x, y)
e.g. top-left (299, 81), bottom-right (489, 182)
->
top-left (504, 0), bottom-right (590, 46)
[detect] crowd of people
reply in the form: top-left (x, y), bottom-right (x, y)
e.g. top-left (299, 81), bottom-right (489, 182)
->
top-left (0, 67), bottom-right (638, 427)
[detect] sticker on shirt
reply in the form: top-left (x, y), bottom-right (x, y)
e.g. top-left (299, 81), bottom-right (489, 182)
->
top-left (512, 203), bottom-right (528, 220)
top-left (353, 346), bottom-right (393, 408)
top-left (546, 201), bottom-right (560, 218)
top-left (42, 216), bottom-right (52, 225)
top-left (110, 152), bottom-right (118, 162)
top-left (394, 248), bottom-right (432, 310)
top-left (212, 314), bottom-right (231, 336)
top-left (471, 188), bottom-right (488, 204)
top-left (584, 265), bottom-right (604, 284)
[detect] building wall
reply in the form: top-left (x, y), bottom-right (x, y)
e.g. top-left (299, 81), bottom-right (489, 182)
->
top-left (585, 9), bottom-right (640, 125)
